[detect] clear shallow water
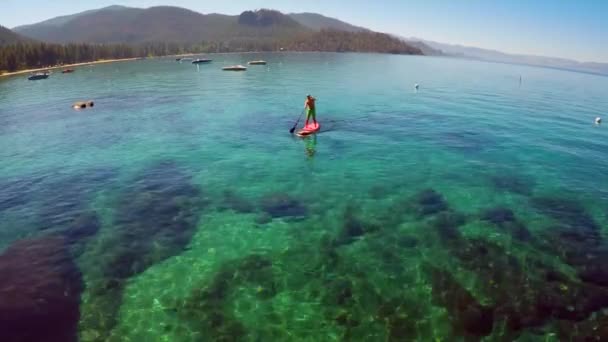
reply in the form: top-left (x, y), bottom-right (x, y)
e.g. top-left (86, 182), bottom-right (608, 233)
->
top-left (0, 53), bottom-right (608, 341)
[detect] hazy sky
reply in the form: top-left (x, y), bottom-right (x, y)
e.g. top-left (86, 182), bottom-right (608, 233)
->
top-left (3, 0), bottom-right (607, 62)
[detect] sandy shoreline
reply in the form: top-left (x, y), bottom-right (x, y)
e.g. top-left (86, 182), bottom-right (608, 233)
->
top-left (0, 52), bottom-right (264, 77)
top-left (0, 58), bottom-right (140, 78)
top-left (0, 52), bottom-right (289, 78)
top-left (0, 51), bottom-right (414, 79)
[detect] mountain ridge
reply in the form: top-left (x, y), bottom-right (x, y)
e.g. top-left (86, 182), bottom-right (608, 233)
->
top-left (406, 37), bottom-right (608, 76)
top-left (12, 6), bottom-right (347, 44)
top-left (15, 6), bottom-right (233, 43)
top-left (13, 5), bottom-right (132, 31)
top-left (0, 25), bottom-right (29, 45)
top-left (10, 6), bottom-right (422, 56)
top-left (288, 13), bottom-right (369, 32)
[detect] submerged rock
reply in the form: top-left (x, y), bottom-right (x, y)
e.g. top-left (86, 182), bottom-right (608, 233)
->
top-left (480, 207), bottom-right (531, 241)
top-left (480, 207), bottom-right (516, 225)
top-left (432, 210), bottom-right (467, 242)
top-left (341, 215), bottom-right (365, 241)
top-left (556, 311), bottom-right (608, 340)
top-left (260, 192), bottom-right (307, 218)
top-left (383, 188), bottom-right (450, 227)
top-left (532, 196), bottom-right (600, 240)
top-left (105, 161), bottom-right (202, 276)
top-left (175, 254), bottom-right (278, 340)
top-left (323, 278), bottom-right (354, 306)
top-left (576, 250), bottom-right (608, 287)
top-left (447, 236), bottom-right (608, 336)
top-left (61, 212), bottom-right (101, 243)
top-left (56, 211), bottom-right (102, 257)
top-left (219, 189), bottom-right (255, 213)
top-left (0, 236), bottom-right (83, 342)
top-left (413, 189), bottom-right (449, 217)
top-left (532, 196), bottom-right (607, 287)
top-left (387, 316), bottom-right (417, 340)
top-left (37, 167), bottom-right (118, 231)
top-left (425, 264), bottom-right (495, 337)
top-left (80, 161), bottom-right (204, 339)
top-left (542, 224), bottom-right (602, 267)
top-left (335, 204), bottom-right (380, 246)
top-left (397, 235), bottom-right (419, 249)
top-left (318, 234), bottom-right (340, 270)
top-left (375, 296), bottom-right (427, 340)
top-left (334, 310), bottom-right (360, 328)
top-left (430, 203), bottom-right (608, 338)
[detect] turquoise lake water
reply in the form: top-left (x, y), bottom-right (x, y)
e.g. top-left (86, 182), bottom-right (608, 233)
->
top-left (0, 53), bottom-right (607, 341)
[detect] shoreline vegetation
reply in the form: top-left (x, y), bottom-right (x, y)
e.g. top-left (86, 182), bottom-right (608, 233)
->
top-left (0, 58), bottom-right (139, 78)
top-left (0, 30), bottom-right (422, 76)
top-left (0, 49), bottom-right (420, 78)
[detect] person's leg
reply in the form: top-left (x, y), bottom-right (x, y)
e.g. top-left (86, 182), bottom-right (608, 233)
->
top-left (305, 108), bottom-right (311, 126)
top-left (312, 109), bottom-right (317, 125)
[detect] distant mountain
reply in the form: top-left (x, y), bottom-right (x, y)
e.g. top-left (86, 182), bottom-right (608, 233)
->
top-left (15, 6), bottom-right (237, 44)
top-left (406, 41), bottom-right (443, 56)
top-left (14, 5), bottom-right (129, 32)
top-left (240, 9), bottom-right (302, 28)
top-left (289, 13), bottom-right (369, 32)
top-left (283, 30), bottom-right (422, 55)
top-left (0, 25), bottom-right (28, 45)
top-left (12, 6), bottom-right (325, 44)
top-left (407, 38), bottom-right (608, 76)
top-left (394, 36), bottom-right (442, 56)
top-left (11, 6), bottom-right (422, 56)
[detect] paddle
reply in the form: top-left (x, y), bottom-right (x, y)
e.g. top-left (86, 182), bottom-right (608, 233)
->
top-left (289, 108), bottom-right (306, 134)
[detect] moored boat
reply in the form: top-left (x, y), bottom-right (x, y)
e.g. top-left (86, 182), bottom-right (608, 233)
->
top-left (62, 69), bottom-right (75, 74)
top-left (248, 60), bottom-right (267, 65)
top-left (28, 72), bottom-right (49, 80)
top-left (192, 59), bottom-right (212, 64)
top-left (222, 65), bottom-right (247, 71)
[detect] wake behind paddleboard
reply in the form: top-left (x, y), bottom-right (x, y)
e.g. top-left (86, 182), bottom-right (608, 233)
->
top-left (296, 122), bottom-right (320, 137)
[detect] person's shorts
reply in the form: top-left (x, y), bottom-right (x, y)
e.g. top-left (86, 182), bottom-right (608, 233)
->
top-left (306, 108), bottom-right (316, 119)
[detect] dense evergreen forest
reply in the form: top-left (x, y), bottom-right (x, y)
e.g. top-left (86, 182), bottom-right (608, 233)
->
top-left (284, 30), bottom-right (423, 55)
top-left (0, 43), bottom-right (178, 73)
top-left (0, 30), bottom-right (422, 73)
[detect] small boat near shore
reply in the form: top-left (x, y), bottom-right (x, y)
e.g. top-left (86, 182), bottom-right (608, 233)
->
top-left (62, 69), bottom-right (75, 74)
top-left (222, 65), bottom-right (247, 71)
top-left (28, 72), bottom-right (49, 80)
top-left (248, 60), bottom-right (267, 65)
top-left (192, 59), bottom-right (212, 64)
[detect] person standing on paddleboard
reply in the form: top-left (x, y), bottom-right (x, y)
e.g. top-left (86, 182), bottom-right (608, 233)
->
top-left (304, 95), bottom-right (317, 127)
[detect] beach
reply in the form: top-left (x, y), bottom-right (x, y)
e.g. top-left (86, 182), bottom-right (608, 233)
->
top-left (0, 58), bottom-right (140, 78)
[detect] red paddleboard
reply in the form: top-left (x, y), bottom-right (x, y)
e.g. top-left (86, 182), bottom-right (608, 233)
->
top-left (296, 122), bottom-right (320, 137)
